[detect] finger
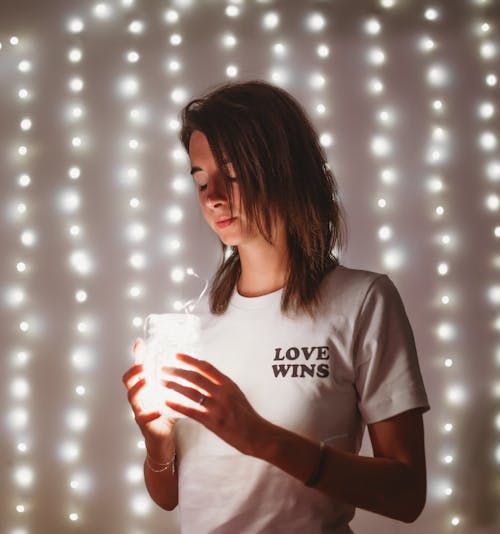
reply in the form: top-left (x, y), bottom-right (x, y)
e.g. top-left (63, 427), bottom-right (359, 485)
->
top-left (133, 337), bottom-right (146, 365)
top-left (122, 363), bottom-right (144, 389)
top-left (174, 353), bottom-right (226, 384)
top-left (165, 400), bottom-right (206, 422)
top-left (127, 377), bottom-right (147, 409)
top-left (162, 367), bottom-right (215, 394)
top-left (166, 380), bottom-right (210, 408)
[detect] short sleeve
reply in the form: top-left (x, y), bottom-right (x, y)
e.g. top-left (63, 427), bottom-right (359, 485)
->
top-left (353, 275), bottom-right (430, 424)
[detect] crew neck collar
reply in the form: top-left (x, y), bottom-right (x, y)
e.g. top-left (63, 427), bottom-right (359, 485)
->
top-left (230, 285), bottom-right (284, 310)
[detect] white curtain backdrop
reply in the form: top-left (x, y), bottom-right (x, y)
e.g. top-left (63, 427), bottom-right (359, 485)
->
top-left (1, 0), bottom-right (499, 532)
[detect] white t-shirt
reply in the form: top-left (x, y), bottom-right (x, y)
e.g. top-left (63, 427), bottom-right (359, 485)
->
top-left (175, 265), bottom-right (430, 533)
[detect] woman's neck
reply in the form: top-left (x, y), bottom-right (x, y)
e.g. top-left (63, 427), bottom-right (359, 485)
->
top-left (236, 234), bottom-right (289, 298)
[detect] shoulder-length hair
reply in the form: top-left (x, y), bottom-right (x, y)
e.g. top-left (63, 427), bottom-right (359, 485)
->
top-left (179, 80), bottom-right (346, 318)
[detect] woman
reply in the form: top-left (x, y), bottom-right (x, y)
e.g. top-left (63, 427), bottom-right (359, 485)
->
top-left (122, 80), bottom-right (430, 533)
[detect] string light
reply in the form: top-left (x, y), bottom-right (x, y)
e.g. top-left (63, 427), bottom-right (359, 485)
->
top-left (1, 2), bottom-right (493, 532)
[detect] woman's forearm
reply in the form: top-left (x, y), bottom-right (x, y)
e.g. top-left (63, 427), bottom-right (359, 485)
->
top-left (143, 443), bottom-right (179, 511)
top-left (252, 421), bottom-right (425, 523)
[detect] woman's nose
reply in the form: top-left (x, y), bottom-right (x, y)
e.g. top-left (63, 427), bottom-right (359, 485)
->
top-left (205, 177), bottom-right (228, 208)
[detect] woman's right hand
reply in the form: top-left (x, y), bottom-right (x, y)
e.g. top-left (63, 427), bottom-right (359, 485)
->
top-left (122, 338), bottom-right (177, 461)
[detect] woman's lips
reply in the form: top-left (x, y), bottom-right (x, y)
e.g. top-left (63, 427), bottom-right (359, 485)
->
top-left (216, 217), bottom-right (236, 228)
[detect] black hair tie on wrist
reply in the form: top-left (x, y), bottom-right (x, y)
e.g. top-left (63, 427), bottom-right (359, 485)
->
top-left (305, 440), bottom-right (326, 487)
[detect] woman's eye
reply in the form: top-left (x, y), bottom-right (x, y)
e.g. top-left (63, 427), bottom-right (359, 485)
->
top-left (198, 184), bottom-right (207, 192)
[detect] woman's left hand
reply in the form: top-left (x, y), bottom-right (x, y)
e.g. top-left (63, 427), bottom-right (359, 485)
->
top-left (163, 353), bottom-right (267, 456)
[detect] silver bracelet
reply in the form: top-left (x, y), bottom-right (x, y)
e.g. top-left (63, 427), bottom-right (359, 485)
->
top-left (146, 451), bottom-right (176, 474)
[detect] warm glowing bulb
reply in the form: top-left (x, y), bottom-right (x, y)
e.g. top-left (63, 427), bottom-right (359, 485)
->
top-left (319, 133), bottom-right (333, 147)
top-left (432, 99), bottom-right (443, 111)
top-left (225, 5), bottom-right (240, 17)
top-left (171, 87), bottom-right (187, 103)
top-left (437, 262), bottom-right (449, 275)
top-left (480, 41), bottom-right (497, 60)
top-left (167, 206), bottom-right (183, 223)
top-left (273, 42), bottom-right (286, 55)
top-left (368, 47), bottom-right (386, 65)
top-left (68, 48), bottom-right (82, 62)
top-left (171, 267), bottom-right (185, 282)
top-left (165, 9), bottom-right (179, 23)
top-left (378, 225), bottom-right (392, 240)
top-left (71, 136), bottom-right (82, 148)
top-left (68, 18), bottom-right (84, 33)
top-left (307, 12), bottom-right (326, 31)
top-left (380, 168), bottom-right (397, 184)
top-left (365, 18), bottom-right (381, 35)
top-left (129, 285), bottom-right (141, 297)
top-left (310, 73), bottom-right (326, 89)
top-left (486, 73), bottom-right (497, 86)
top-left (485, 194), bottom-right (500, 211)
top-left (226, 65), bottom-right (238, 78)
top-left (69, 166), bottom-right (81, 179)
top-left (128, 20), bottom-right (144, 33)
top-left (127, 222), bottom-right (146, 241)
top-left (479, 101), bottom-right (495, 119)
top-left (168, 59), bottom-right (181, 72)
top-left (170, 33), bottom-right (182, 46)
top-left (75, 290), bottom-right (87, 303)
top-left (222, 33), bottom-right (237, 48)
top-left (126, 50), bottom-right (140, 63)
top-left (70, 250), bottom-right (93, 275)
top-left (93, 3), bottom-right (112, 19)
top-left (21, 230), bottom-right (36, 246)
top-left (69, 225), bottom-right (81, 237)
top-left (69, 78), bottom-right (84, 92)
top-left (317, 44), bottom-right (330, 58)
top-left (382, 248), bottom-right (404, 270)
top-left (120, 76), bottom-right (139, 97)
top-left (480, 131), bottom-right (497, 151)
top-left (316, 103), bottom-right (326, 114)
top-left (368, 78), bottom-right (384, 94)
top-left (427, 64), bottom-right (447, 85)
top-left (371, 136), bottom-right (392, 157)
top-left (19, 174), bottom-right (31, 187)
top-left (263, 12), bottom-right (279, 29)
top-left (20, 118), bottom-right (32, 130)
top-left (424, 7), bottom-right (440, 21)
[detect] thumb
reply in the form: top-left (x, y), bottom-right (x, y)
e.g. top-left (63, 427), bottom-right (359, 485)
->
top-left (133, 337), bottom-right (146, 365)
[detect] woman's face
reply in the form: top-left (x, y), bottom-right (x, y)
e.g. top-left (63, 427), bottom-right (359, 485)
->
top-left (188, 130), bottom-right (258, 247)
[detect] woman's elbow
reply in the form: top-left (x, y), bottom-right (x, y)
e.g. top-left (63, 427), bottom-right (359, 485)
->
top-left (400, 489), bottom-right (426, 523)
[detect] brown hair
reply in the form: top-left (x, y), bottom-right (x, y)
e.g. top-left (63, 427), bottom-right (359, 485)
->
top-left (180, 80), bottom-right (346, 318)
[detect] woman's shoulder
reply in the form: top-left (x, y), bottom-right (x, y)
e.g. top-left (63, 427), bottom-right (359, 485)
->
top-left (325, 263), bottom-right (387, 290)
top-left (319, 264), bottom-right (391, 310)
